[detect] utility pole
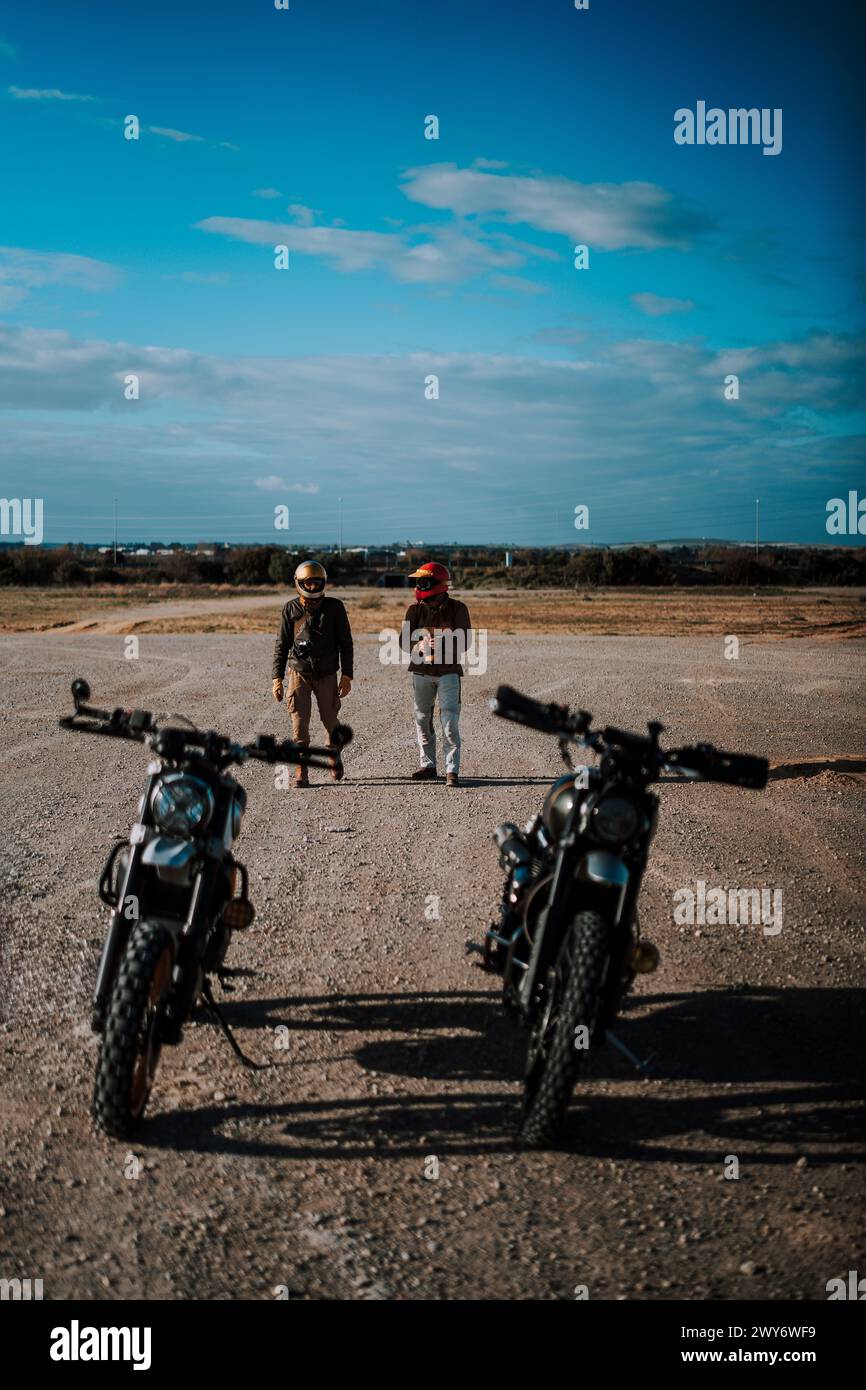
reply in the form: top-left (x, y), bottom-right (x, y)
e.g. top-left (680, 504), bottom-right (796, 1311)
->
top-left (338, 496), bottom-right (343, 556)
top-left (755, 498), bottom-right (760, 557)
top-left (113, 497), bottom-right (118, 565)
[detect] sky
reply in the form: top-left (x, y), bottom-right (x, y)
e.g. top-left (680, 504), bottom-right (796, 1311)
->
top-left (0, 0), bottom-right (864, 547)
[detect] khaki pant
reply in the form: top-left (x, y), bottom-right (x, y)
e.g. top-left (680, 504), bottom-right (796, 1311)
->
top-left (286, 670), bottom-right (341, 745)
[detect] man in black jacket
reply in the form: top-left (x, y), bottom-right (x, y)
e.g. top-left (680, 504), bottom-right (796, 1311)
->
top-left (272, 560), bottom-right (353, 786)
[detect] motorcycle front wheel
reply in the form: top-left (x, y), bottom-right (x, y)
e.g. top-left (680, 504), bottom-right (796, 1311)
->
top-left (93, 919), bottom-right (175, 1138)
top-left (519, 908), bottom-right (609, 1149)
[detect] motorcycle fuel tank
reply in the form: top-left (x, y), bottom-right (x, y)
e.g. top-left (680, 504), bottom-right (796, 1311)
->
top-left (541, 774), bottom-right (582, 841)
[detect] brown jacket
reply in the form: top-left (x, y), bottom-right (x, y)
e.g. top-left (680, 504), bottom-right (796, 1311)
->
top-left (403, 596), bottom-right (472, 677)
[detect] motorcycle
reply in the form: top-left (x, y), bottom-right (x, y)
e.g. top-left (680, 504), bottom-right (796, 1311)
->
top-left (60, 678), bottom-right (352, 1138)
top-left (480, 684), bottom-right (768, 1148)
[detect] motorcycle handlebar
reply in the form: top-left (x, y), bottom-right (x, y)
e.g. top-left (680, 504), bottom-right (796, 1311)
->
top-left (666, 745), bottom-right (769, 790)
top-left (246, 724), bottom-right (352, 768)
top-left (61, 679), bottom-right (352, 770)
top-left (490, 685), bottom-right (574, 735)
top-left (491, 684), bottom-right (768, 790)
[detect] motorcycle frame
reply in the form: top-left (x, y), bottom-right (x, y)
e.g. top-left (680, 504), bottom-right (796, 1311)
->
top-left (92, 758), bottom-right (246, 1035)
top-left (515, 770), bottom-right (659, 1031)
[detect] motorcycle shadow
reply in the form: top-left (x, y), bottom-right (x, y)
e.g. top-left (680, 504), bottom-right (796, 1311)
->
top-left (149, 987), bottom-right (529, 1157)
top-left (146, 984), bottom-right (866, 1162)
top-left (568, 984), bottom-right (866, 1163)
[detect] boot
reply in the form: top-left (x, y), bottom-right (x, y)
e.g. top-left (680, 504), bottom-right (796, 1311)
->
top-left (411, 766), bottom-right (437, 780)
top-left (327, 741), bottom-right (345, 781)
top-left (295, 765), bottom-right (309, 788)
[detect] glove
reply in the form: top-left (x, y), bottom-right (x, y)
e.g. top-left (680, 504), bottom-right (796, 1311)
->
top-left (338, 675), bottom-right (352, 698)
top-left (272, 678), bottom-right (284, 702)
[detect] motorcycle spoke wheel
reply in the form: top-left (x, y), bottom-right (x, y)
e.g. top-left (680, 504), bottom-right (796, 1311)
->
top-left (129, 947), bottom-right (173, 1116)
top-left (93, 921), bottom-right (175, 1139)
top-left (519, 910), bottom-right (609, 1150)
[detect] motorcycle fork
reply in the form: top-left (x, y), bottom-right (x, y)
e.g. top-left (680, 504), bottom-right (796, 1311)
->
top-left (91, 842), bottom-right (145, 1032)
top-left (162, 856), bottom-right (223, 1038)
top-left (595, 875), bottom-right (643, 1037)
top-left (520, 810), bottom-right (582, 1014)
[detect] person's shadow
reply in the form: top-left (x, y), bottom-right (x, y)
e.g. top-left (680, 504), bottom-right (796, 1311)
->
top-left (340, 777), bottom-right (553, 789)
top-left (148, 983), bottom-right (866, 1161)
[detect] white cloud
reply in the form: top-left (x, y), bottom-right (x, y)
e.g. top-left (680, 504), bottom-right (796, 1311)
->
top-left (8, 85), bottom-right (94, 101)
top-left (287, 204), bottom-right (318, 226)
top-left (196, 212), bottom-right (551, 287)
top-left (255, 477), bottom-right (320, 493)
top-left (0, 245), bottom-right (121, 302)
top-left (0, 324), bottom-right (859, 547)
top-left (252, 187), bottom-right (282, 199)
top-left (401, 163), bottom-right (714, 250)
top-left (632, 292), bottom-right (696, 316)
top-left (490, 274), bottom-right (549, 295)
top-left (149, 125), bottom-right (205, 143)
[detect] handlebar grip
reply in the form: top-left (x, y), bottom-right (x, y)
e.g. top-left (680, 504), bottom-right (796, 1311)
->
top-left (671, 746), bottom-right (769, 789)
top-left (490, 685), bottom-right (566, 734)
top-left (713, 751), bottom-right (769, 790)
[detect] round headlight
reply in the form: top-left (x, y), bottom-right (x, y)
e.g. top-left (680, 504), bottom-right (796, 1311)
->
top-left (592, 795), bottom-right (640, 844)
top-left (150, 774), bottom-right (214, 836)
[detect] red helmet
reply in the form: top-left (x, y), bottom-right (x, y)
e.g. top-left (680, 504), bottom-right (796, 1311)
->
top-left (409, 561), bottom-right (450, 601)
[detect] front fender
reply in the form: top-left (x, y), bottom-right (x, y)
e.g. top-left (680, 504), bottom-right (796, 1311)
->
top-left (577, 851), bottom-right (629, 889)
top-left (577, 850), bottom-right (629, 921)
top-left (142, 836), bottom-right (198, 884)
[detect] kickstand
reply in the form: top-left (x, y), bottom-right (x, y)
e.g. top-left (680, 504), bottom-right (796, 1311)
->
top-left (200, 977), bottom-right (266, 1070)
top-left (605, 1028), bottom-right (656, 1076)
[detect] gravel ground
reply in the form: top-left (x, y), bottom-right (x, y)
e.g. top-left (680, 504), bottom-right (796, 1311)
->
top-left (0, 631), bottom-right (864, 1301)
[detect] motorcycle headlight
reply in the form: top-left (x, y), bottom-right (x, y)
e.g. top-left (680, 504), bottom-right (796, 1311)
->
top-left (150, 773), bottom-right (214, 836)
top-left (592, 795), bottom-right (640, 844)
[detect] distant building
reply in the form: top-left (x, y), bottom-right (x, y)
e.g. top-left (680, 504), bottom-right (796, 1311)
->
top-left (377, 571), bottom-right (412, 588)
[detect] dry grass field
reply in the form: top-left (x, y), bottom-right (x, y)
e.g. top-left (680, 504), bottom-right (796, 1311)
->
top-left (2, 584), bottom-right (865, 639)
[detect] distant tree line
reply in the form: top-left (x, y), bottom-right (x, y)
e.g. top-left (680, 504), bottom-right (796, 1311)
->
top-left (0, 542), bottom-right (863, 588)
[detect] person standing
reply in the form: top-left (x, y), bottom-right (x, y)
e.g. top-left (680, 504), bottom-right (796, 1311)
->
top-left (403, 561), bottom-right (471, 788)
top-left (272, 560), bottom-right (353, 787)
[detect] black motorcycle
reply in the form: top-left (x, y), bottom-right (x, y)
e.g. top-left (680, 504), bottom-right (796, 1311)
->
top-left (61, 678), bottom-right (351, 1138)
top-left (481, 685), bottom-right (768, 1148)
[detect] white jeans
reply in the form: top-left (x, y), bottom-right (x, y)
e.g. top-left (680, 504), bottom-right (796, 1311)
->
top-left (412, 672), bottom-right (461, 774)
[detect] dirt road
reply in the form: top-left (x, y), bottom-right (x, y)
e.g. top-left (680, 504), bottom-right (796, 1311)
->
top-left (0, 631), bottom-right (863, 1300)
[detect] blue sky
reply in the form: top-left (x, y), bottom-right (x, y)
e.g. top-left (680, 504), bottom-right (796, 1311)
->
top-left (0, 0), bottom-right (863, 546)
